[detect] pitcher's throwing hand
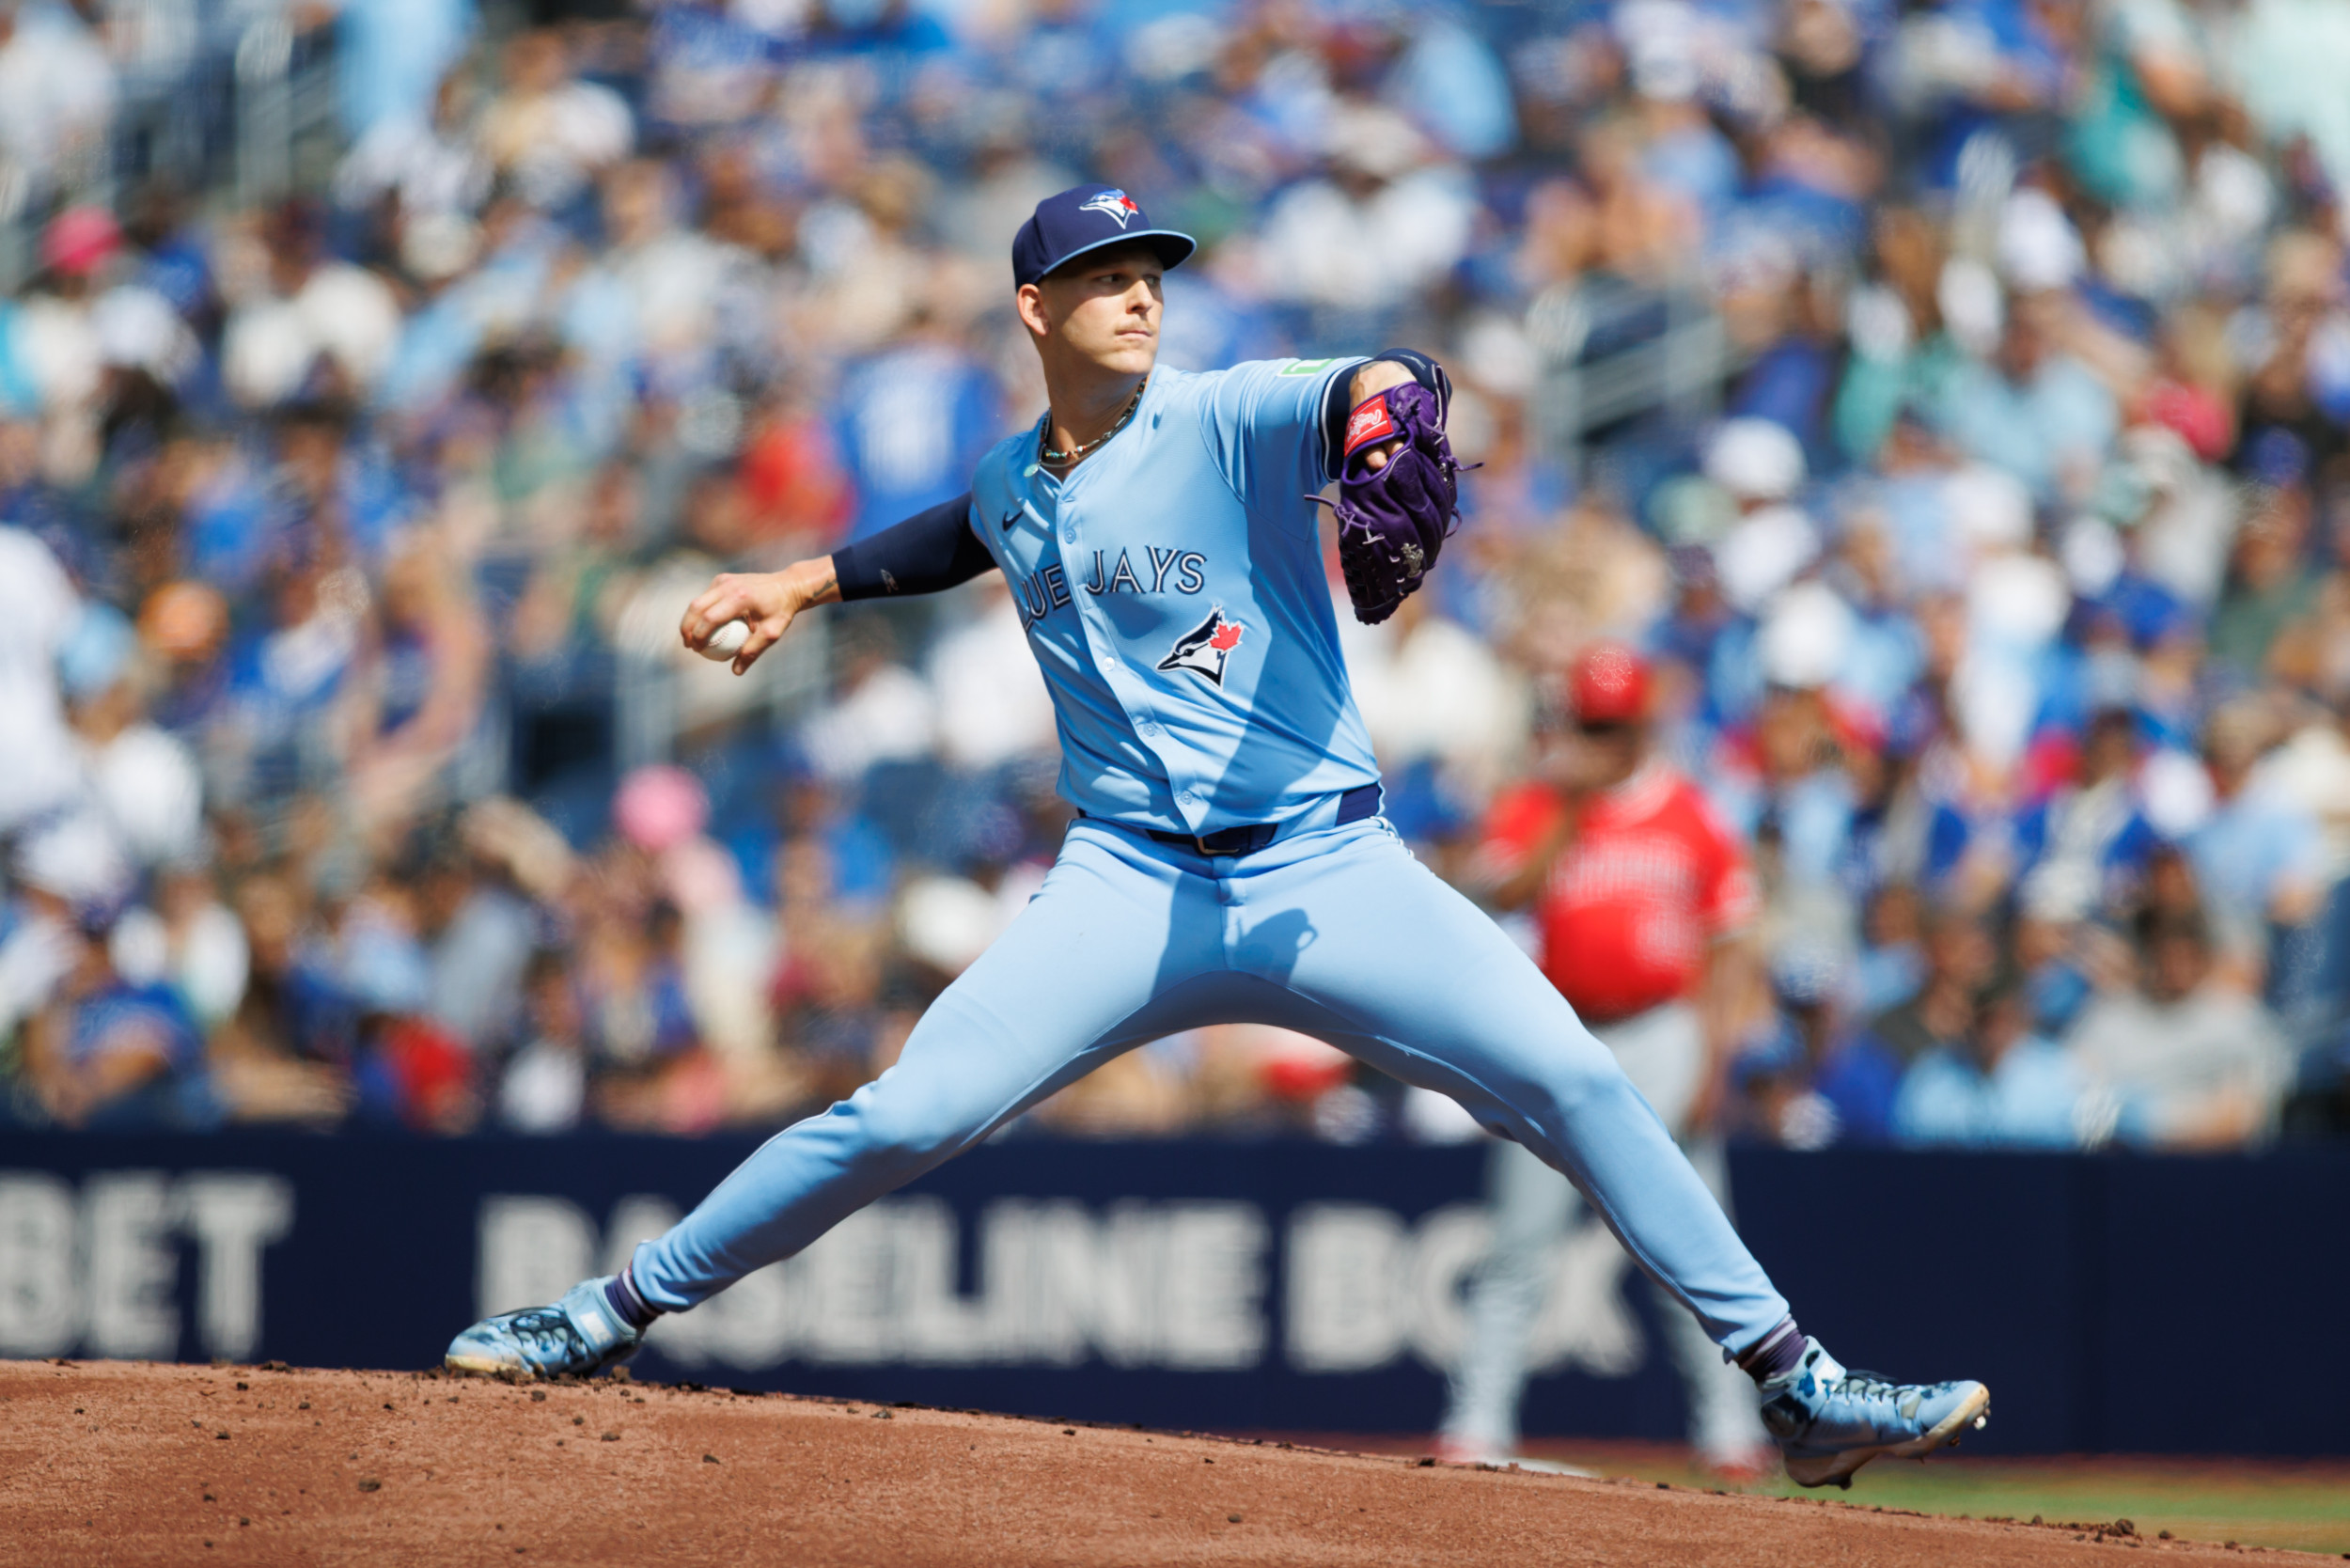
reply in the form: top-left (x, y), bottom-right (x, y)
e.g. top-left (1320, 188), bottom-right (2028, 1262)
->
top-left (678, 558), bottom-right (838, 676)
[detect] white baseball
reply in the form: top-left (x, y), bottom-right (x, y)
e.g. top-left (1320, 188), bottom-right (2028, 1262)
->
top-left (697, 619), bottom-right (751, 663)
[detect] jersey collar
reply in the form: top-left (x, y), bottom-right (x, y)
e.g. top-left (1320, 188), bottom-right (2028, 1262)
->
top-left (1596, 757), bottom-right (1674, 819)
top-left (1035, 371), bottom-right (1154, 474)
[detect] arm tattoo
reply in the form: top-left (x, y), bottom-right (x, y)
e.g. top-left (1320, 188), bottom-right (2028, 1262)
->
top-left (806, 561), bottom-right (840, 606)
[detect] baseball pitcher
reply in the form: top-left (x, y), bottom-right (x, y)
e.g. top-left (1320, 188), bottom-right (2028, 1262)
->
top-left (445, 185), bottom-right (1987, 1489)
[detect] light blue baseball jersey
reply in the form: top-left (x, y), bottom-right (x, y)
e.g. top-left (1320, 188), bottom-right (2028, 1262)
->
top-left (964, 357), bottom-right (1380, 836)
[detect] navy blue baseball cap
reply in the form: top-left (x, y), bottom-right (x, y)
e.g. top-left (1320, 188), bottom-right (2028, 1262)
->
top-left (1010, 185), bottom-right (1196, 289)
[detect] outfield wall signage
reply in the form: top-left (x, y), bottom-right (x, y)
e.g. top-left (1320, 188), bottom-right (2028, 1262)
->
top-left (471, 1194), bottom-right (1642, 1381)
top-left (0, 1171), bottom-right (291, 1362)
top-left (1, 1136), bottom-right (2343, 1455)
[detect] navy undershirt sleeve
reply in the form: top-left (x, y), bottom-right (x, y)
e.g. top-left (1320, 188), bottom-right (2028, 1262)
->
top-left (831, 492), bottom-right (995, 601)
top-left (1318, 349), bottom-right (1449, 480)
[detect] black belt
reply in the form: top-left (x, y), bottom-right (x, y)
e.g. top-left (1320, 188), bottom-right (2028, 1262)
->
top-left (1132, 782), bottom-right (1383, 857)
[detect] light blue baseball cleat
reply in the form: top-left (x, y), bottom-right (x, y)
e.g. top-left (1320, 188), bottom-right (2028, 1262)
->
top-left (1761, 1340), bottom-right (1990, 1489)
top-left (445, 1278), bottom-right (644, 1380)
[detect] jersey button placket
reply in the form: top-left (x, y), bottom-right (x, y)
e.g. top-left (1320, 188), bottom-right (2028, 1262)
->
top-left (1058, 514), bottom-right (1177, 821)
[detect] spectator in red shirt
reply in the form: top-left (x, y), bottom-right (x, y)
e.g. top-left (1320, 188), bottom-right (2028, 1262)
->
top-left (1437, 641), bottom-right (1772, 1478)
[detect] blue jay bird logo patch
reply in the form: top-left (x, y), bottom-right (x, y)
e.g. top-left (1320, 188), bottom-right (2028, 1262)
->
top-left (1079, 189), bottom-right (1141, 228)
top-left (1157, 606), bottom-right (1245, 685)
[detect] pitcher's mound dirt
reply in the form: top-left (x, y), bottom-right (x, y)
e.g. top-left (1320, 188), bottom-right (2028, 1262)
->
top-left (3, 1360), bottom-right (2246, 1566)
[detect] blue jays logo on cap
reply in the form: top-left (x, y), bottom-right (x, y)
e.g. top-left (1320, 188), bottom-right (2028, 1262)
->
top-left (1079, 189), bottom-right (1141, 227)
top-left (1012, 184), bottom-right (1198, 289)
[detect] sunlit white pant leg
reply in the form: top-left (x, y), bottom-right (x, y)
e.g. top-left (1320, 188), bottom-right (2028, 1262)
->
top-left (630, 824), bottom-right (1214, 1310)
top-left (1230, 821), bottom-right (1791, 1355)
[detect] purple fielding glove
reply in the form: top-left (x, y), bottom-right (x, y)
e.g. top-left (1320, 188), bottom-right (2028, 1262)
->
top-left (1312, 381), bottom-right (1465, 625)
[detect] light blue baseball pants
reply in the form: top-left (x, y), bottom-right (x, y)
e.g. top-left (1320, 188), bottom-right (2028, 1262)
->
top-left (631, 815), bottom-right (1792, 1355)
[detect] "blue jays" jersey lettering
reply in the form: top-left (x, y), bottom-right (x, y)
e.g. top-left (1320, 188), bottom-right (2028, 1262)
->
top-left (1011, 544), bottom-right (1213, 630)
top-left (964, 358), bottom-right (1381, 837)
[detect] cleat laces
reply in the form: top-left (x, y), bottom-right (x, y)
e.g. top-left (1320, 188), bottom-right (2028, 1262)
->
top-left (501, 1308), bottom-right (593, 1366)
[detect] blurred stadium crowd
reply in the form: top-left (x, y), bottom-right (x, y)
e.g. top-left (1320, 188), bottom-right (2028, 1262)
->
top-left (2, 0), bottom-right (2348, 1148)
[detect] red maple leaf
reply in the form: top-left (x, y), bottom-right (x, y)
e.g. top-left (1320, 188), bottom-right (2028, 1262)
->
top-left (1208, 620), bottom-right (1244, 652)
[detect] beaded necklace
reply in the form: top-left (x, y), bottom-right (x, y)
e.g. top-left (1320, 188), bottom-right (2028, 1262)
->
top-left (1038, 374), bottom-right (1148, 470)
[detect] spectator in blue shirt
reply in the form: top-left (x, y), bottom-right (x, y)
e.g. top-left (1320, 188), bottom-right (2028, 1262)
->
top-left (2188, 698), bottom-right (2325, 987)
top-left (21, 917), bottom-right (209, 1131)
top-left (1893, 972), bottom-right (2090, 1148)
top-left (833, 317), bottom-right (1002, 542)
top-left (2015, 705), bottom-right (2159, 915)
top-left (1731, 942), bottom-right (1904, 1149)
top-left (1935, 297), bottom-right (2120, 503)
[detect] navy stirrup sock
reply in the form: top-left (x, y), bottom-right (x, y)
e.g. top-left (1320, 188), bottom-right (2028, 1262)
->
top-left (604, 1266), bottom-right (659, 1331)
top-left (1736, 1318), bottom-right (1809, 1384)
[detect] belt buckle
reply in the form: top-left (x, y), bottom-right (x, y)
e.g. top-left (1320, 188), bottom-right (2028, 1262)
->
top-left (1193, 834), bottom-right (1217, 856)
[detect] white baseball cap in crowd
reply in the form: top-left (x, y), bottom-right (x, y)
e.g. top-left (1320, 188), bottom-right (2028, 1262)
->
top-left (1702, 417), bottom-right (1807, 502)
top-left (1714, 503), bottom-right (1821, 613)
top-left (1760, 579), bottom-right (1856, 691)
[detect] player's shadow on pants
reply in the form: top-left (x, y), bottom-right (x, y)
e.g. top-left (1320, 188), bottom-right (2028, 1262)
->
top-left (1129, 886), bottom-right (1321, 1039)
top-left (1233, 904), bottom-right (1317, 990)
